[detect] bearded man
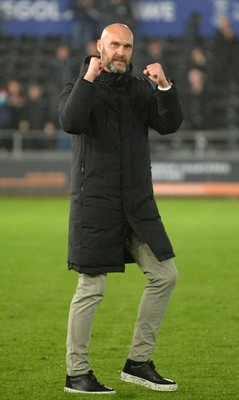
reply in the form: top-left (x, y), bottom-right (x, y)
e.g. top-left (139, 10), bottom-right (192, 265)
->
top-left (59, 23), bottom-right (183, 394)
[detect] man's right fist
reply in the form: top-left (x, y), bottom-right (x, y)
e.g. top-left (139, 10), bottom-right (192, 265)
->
top-left (84, 57), bottom-right (106, 82)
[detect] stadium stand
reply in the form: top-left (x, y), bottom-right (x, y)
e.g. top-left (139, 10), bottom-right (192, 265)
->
top-left (0, 3), bottom-right (239, 197)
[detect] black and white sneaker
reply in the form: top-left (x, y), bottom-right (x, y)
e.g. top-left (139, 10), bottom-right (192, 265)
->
top-left (64, 371), bottom-right (116, 394)
top-left (120, 359), bottom-right (178, 391)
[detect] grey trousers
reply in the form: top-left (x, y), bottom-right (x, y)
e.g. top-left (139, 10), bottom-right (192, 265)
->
top-left (66, 230), bottom-right (178, 376)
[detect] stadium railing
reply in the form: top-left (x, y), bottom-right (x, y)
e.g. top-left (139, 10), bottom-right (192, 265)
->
top-left (0, 129), bottom-right (239, 160)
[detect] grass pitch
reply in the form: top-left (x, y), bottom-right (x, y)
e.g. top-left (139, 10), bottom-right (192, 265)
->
top-left (0, 196), bottom-right (238, 400)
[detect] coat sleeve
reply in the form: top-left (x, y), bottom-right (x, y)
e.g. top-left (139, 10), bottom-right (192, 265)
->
top-left (58, 77), bottom-right (94, 134)
top-left (148, 82), bottom-right (184, 135)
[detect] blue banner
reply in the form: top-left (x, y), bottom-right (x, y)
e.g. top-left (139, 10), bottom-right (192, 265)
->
top-left (0, 0), bottom-right (72, 36)
top-left (135, 0), bottom-right (239, 37)
top-left (0, 0), bottom-right (239, 37)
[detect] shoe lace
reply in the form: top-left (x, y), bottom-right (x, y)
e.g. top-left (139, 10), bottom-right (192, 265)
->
top-left (147, 360), bottom-right (164, 380)
top-left (88, 370), bottom-right (103, 386)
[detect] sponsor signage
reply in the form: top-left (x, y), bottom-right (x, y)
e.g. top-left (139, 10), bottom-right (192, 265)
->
top-left (151, 161), bottom-right (237, 182)
top-left (1, 158), bottom-right (239, 197)
top-left (1, 0), bottom-right (239, 38)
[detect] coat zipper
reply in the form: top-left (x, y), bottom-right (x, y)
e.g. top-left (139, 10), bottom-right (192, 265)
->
top-left (80, 133), bottom-right (85, 205)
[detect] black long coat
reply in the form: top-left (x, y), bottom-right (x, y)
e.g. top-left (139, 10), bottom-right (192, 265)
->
top-left (59, 58), bottom-right (183, 274)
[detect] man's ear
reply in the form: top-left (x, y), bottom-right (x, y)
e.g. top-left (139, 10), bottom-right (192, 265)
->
top-left (97, 39), bottom-right (102, 54)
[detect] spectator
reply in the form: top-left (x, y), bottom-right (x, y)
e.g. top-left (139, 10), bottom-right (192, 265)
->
top-left (133, 37), bottom-right (172, 78)
top-left (101, 0), bottom-right (135, 29)
top-left (211, 16), bottom-right (239, 85)
top-left (0, 79), bottom-right (26, 151)
top-left (68, 0), bottom-right (101, 51)
top-left (47, 43), bottom-right (79, 91)
top-left (0, 86), bottom-right (12, 129)
top-left (185, 12), bottom-right (203, 49)
top-left (183, 68), bottom-right (210, 130)
top-left (19, 83), bottom-right (56, 149)
top-left (0, 86), bottom-right (13, 151)
top-left (47, 43), bottom-right (79, 126)
top-left (189, 47), bottom-right (207, 72)
top-left (6, 79), bottom-right (27, 129)
top-left (83, 39), bottom-right (99, 58)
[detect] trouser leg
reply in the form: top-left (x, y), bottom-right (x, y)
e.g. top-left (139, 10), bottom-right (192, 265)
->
top-left (66, 273), bottom-right (106, 376)
top-left (125, 231), bottom-right (178, 362)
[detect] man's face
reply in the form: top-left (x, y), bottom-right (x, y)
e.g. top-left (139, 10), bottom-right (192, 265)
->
top-left (98, 27), bottom-right (133, 74)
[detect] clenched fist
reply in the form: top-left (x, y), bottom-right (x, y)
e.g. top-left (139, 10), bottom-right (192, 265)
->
top-left (143, 63), bottom-right (169, 88)
top-left (84, 57), bottom-right (106, 83)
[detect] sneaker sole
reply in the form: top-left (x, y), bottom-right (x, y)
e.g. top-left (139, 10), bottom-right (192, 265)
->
top-left (64, 387), bottom-right (116, 394)
top-left (120, 372), bottom-right (178, 392)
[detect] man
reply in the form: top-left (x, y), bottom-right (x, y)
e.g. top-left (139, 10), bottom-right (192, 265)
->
top-left (59, 23), bottom-right (183, 394)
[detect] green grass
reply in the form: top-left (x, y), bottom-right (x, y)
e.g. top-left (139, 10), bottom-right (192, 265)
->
top-left (0, 197), bottom-right (239, 400)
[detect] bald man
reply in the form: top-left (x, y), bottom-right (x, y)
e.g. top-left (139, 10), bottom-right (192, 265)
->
top-left (59, 23), bottom-right (183, 394)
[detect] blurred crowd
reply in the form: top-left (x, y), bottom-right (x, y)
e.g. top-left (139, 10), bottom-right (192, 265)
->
top-left (0, 0), bottom-right (239, 151)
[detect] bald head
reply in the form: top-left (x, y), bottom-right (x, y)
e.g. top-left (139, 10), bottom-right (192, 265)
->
top-left (97, 23), bottom-right (134, 74)
top-left (101, 23), bottom-right (134, 43)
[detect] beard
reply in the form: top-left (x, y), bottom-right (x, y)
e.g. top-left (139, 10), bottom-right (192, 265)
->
top-left (102, 47), bottom-right (129, 74)
top-left (107, 62), bottom-right (127, 74)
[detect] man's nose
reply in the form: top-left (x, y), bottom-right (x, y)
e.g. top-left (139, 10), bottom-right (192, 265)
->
top-left (116, 45), bottom-right (126, 55)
